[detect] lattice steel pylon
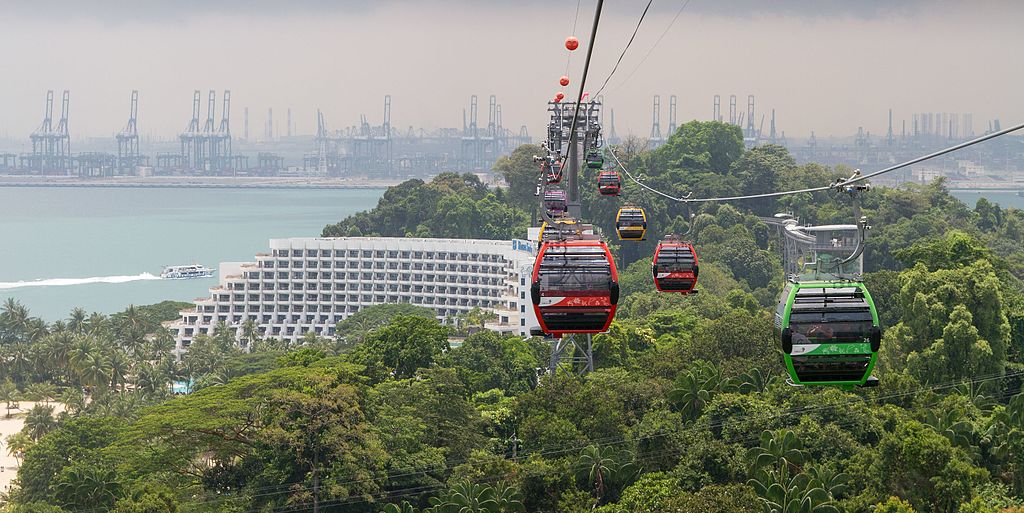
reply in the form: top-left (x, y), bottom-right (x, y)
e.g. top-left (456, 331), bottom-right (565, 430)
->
top-left (549, 334), bottom-right (594, 375)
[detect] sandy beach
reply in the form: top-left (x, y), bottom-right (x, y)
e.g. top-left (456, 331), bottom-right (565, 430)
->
top-left (0, 401), bottom-right (65, 494)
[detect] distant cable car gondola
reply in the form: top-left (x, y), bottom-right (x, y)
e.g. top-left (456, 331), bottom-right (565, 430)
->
top-left (652, 239), bottom-right (698, 294)
top-left (585, 150), bottom-right (604, 169)
top-left (540, 217), bottom-right (583, 242)
top-left (531, 240), bottom-right (619, 336)
top-left (543, 189), bottom-right (568, 215)
top-left (545, 159), bottom-right (564, 185)
top-left (597, 170), bottom-right (621, 196)
top-left (615, 206), bottom-right (647, 241)
top-left (776, 281), bottom-right (881, 388)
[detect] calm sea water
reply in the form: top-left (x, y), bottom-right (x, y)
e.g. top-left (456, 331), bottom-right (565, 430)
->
top-left (950, 190), bottom-right (1024, 210)
top-left (0, 187), bottom-right (383, 321)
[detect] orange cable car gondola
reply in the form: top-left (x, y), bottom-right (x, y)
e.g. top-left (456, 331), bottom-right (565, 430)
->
top-left (597, 170), bottom-right (621, 196)
top-left (531, 240), bottom-right (619, 336)
top-left (652, 239), bottom-right (699, 294)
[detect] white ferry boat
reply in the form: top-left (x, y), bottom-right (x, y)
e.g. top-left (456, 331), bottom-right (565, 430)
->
top-left (160, 264), bottom-right (215, 280)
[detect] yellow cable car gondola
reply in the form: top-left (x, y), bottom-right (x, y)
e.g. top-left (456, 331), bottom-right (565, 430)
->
top-left (615, 206), bottom-right (647, 241)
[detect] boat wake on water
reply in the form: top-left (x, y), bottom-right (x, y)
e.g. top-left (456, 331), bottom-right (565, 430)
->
top-left (0, 273), bottom-right (162, 290)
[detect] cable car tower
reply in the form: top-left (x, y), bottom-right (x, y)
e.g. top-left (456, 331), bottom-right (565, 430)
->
top-left (534, 97), bottom-right (608, 376)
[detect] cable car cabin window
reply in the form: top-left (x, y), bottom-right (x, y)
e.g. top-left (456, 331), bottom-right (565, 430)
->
top-left (655, 247), bottom-right (695, 272)
top-left (788, 315), bottom-right (873, 345)
top-left (537, 250), bottom-right (612, 295)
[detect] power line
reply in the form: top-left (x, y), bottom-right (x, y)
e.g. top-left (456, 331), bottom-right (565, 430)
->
top-left (610, 120), bottom-right (1024, 203)
top-left (609, 0), bottom-right (693, 93)
top-left (592, 0), bottom-right (655, 98)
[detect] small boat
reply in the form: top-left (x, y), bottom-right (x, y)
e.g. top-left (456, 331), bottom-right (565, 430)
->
top-left (160, 264), bottom-right (215, 280)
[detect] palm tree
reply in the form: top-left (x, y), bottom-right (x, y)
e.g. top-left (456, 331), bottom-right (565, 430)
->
top-left (46, 331), bottom-right (76, 384)
top-left (240, 318), bottom-right (260, 351)
top-left (576, 445), bottom-right (618, 503)
top-left (23, 382), bottom-right (57, 405)
top-left (6, 342), bottom-right (32, 385)
top-left (428, 482), bottom-right (497, 513)
top-left (60, 387), bottom-right (87, 417)
top-left (730, 368), bottom-right (775, 394)
top-left (85, 312), bottom-right (108, 336)
top-left (23, 404), bottom-right (57, 441)
top-left (5, 432), bottom-right (31, 466)
top-left (381, 502), bottom-right (419, 513)
top-left (68, 307), bottom-right (87, 334)
top-left (24, 317), bottom-right (49, 343)
top-left (1, 299), bottom-right (31, 343)
top-left (0, 380), bottom-right (17, 418)
top-left (748, 468), bottom-right (840, 513)
top-left (747, 430), bottom-right (808, 476)
top-left (668, 361), bottom-right (730, 420)
top-left (488, 482), bottom-right (526, 512)
top-left (54, 465), bottom-right (123, 510)
top-left (148, 328), bottom-right (177, 360)
top-left (106, 350), bottom-right (131, 392)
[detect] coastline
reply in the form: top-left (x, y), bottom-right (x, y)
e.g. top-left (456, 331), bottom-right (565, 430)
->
top-left (0, 175), bottom-right (402, 189)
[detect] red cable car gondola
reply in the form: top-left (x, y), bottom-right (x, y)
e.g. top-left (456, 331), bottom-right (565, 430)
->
top-left (652, 239), bottom-right (699, 294)
top-left (597, 170), bottom-right (621, 196)
top-left (531, 240), bottom-right (619, 336)
top-left (545, 159), bottom-right (564, 185)
top-left (543, 189), bottom-right (568, 215)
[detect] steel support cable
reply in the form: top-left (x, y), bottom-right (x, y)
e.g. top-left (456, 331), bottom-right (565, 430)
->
top-left (126, 368), bottom-right (1024, 513)
top-left (609, 0), bottom-right (693, 93)
top-left (591, 0), bottom-right (655, 98)
top-left (609, 121), bottom-right (1024, 204)
top-left (558, 0), bottom-right (605, 165)
top-left (245, 371), bottom-right (1024, 513)
top-left (565, 0), bottom-right (583, 76)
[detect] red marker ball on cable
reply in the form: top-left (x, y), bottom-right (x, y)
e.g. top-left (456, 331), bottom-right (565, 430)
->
top-left (559, 76), bottom-right (570, 87)
top-left (565, 36), bottom-right (579, 51)
top-left (555, 92), bottom-right (565, 101)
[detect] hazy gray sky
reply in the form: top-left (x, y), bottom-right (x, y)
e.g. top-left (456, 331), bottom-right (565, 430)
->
top-left (1, 0), bottom-right (1021, 143)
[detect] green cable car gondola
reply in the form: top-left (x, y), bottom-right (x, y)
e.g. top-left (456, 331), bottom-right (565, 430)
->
top-left (585, 150), bottom-right (604, 169)
top-left (775, 281), bottom-right (881, 388)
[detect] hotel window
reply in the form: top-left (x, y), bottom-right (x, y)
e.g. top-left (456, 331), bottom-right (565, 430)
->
top-left (321, 250), bottom-right (331, 257)
top-left (291, 250), bottom-right (302, 257)
top-left (306, 250), bottom-right (317, 257)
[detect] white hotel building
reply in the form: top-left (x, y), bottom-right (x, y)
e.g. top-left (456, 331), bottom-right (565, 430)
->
top-left (167, 237), bottom-right (540, 356)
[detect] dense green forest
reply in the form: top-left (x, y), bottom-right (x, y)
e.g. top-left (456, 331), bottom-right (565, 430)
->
top-left (2, 121), bottom-right (1023, 512)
